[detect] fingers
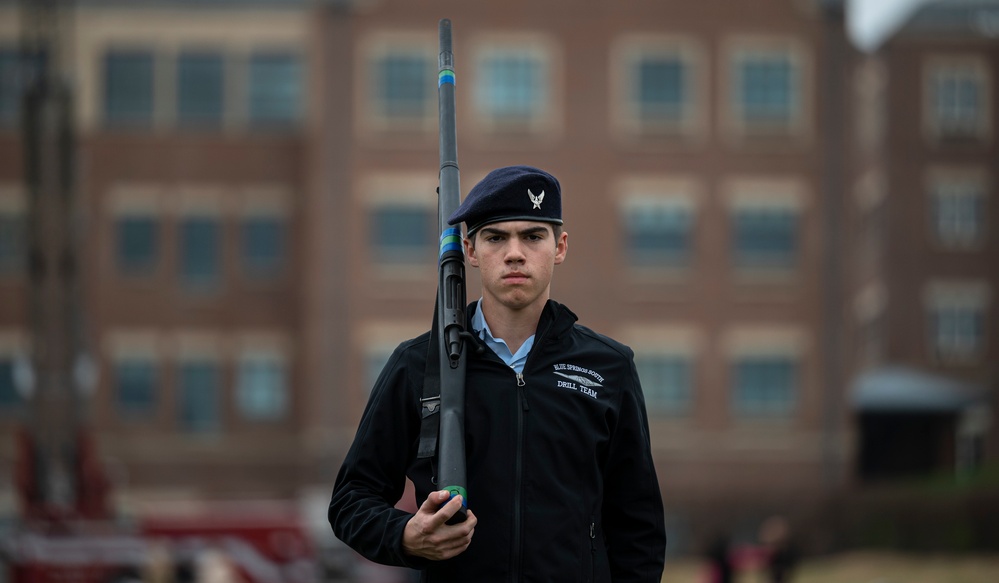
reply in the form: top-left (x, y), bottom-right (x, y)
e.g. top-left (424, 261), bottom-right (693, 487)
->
top-left (402, 491), bottom-right (477, 561)
top-left (424, 490), bottom-right (465, 528)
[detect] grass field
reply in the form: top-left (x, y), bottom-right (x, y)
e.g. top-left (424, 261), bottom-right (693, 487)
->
top-left (662, 552), bottom-right (999, 583)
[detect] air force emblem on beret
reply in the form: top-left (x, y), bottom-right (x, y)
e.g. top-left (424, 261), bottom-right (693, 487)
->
top-left (528, 188), bottom-right (544, 210)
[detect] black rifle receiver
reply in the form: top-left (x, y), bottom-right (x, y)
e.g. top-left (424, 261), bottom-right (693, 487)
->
top-left (435, 18), bottom-right (468, 525)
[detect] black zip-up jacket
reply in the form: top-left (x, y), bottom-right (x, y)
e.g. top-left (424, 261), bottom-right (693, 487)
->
top-left (329, 300), bottom-right (666, 582)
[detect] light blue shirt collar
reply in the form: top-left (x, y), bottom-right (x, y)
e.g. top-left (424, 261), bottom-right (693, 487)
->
top-left (472, 300), bottom-right (534, 375)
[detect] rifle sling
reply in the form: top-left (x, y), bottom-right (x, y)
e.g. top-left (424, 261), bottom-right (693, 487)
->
top-left (418, 302), bottom-right (442, 460)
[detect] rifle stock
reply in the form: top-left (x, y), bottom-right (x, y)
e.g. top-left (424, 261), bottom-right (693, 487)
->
top-left (436, 18), bottom-right (468, 525)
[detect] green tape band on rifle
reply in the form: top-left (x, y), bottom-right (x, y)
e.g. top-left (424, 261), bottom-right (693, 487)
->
top-left (439, 69), bottom-right (455, 86)
top-left (443, 485), bottom-right (467, 504)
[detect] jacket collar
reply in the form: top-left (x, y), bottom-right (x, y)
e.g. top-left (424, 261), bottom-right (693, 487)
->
top-left (467, 299), bottom-right (578, 342)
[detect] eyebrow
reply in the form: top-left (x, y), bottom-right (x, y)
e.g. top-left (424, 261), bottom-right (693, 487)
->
top-left (478, 225), bottom-right (551, 238)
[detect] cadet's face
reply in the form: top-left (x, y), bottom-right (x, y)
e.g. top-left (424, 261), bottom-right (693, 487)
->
top-left (465, 221), bottom-right (568, 313)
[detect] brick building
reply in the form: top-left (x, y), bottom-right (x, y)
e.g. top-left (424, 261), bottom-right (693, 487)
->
top-left (0, 0), bottom-right (995, 554)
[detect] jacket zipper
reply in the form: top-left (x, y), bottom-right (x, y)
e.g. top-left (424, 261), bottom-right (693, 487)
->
top-left (511, 369), bottom-right (528, 583)
top-left (510, 314), bottom-right (556, 583)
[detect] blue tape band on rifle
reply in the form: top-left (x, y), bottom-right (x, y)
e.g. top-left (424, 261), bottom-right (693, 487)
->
top-left (439, 228), bottom-right (463, 259)
top-left (438, 69), bottom-right (455, 86)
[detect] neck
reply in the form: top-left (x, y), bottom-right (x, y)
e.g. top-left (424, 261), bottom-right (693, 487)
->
top-left (479, 297), bottom-right (547, 354)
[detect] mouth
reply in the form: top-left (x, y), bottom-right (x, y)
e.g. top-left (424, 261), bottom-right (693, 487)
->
top-left (503, 272), bottom-right (529, 284)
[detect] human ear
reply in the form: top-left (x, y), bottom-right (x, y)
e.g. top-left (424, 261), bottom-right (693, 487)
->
top-left (554, 231), bottom-right (568, 265)
top-left (464, 237), bottom-right (479, 267)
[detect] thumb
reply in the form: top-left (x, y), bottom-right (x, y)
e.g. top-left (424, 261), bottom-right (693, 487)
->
top-left (420, 490), bottom-right (450, 511)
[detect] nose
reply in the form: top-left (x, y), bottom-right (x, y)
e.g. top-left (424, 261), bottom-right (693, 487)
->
top-left (504, 239), bottom-right (526, 264)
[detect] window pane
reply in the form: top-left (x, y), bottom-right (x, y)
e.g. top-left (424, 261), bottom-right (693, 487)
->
top-left (625, 205), bottom-right (691, 267)
top-left (115, 216), bottom-right (158, 275)
top-left (180, 217), bottom-right (220, 286)
top-left (115, 359), bottom-right (156, 416)
top-left (733, 208), bottom-right (797, 267)
top-left (933, 305), bottom-right (984, 359)
top-left (104, 50), bottom-right (154, 126)
top-left (738, 55), bottom-right (794, 123)
top-left (179, 361), bottom-right (219, 432)
top-left (733, 357), bottom-right (795, 415)
top-left (635, 354), bottom-right (691, 415)
top-left (0, 213), bottom-right (26, 275)
top-left (478, 54), bottom-right (543, 120)
top-left (0, 359), bottom-right (21, 408)
top-left (241, 217), bottom-right (285, 277)
top-left (237, 357), bottom-right (287, 420)
top-left (637, 56), bottom-right (685, 120)
top-left (1, 47), bottom-right (46, 125)
top-left (378, 54), bottom-right (430, 118)
top-left (933, 69), bottom-right (983, 134)
top-left (177, 52), bottom-right (224, 126)
top-left (370, 206), bottom-right (434, 263)
top-left (248, 53), bottom-right (303, 126)
top-left (932, 181), bottom-right (984, 247)
top-left (0, 49), bottom-right (22, 124)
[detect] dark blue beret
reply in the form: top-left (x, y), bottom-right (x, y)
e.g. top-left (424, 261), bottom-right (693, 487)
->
top-left (448, 165), bottom-right (562, 235)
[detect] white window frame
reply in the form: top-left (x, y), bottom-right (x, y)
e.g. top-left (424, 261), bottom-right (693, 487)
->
top-left (610, 34), bottom-right (706, 141)
top-left (924, 281), bottom-right (990, 365)
top-left (357, 32), bottom-right (437, 136)
top-left (617, 176), bottom-right (701, 277)
top-left (721, 36), bottom-right (812, 142)
top-left (470, 34), bottom-right (561, 136)
top-left (723, 177), bottom-right (808, 277)
top-left (926, 167), bottom-right (988, 250)
top-left (923, 55), bottom-right (992, 142)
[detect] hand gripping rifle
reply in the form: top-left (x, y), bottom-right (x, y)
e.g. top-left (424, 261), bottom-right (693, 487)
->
top-left (431, 18), bottom-right (469, 524)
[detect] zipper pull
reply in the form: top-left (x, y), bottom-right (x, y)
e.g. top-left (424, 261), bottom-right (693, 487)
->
top-left (516, 372), bottom-right (530, 411)
top-left (590, 523), bottom-right (595, 539)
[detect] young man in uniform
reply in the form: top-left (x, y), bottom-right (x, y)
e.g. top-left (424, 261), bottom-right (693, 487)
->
top-left (329, 165), bottom-right (666, 582)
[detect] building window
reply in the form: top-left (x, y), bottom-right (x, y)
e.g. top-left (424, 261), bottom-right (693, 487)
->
top-left (930, 176), bottom-right (986, 249)
top-left (737, 54), bottom-right (794, 123)
top-left (927, 60), bottom-right (989, 140)
top-left (177, 52), bottom-right (224, 126)
top-left (638, 57), bottom-right (685, 121)
top-left (104, 50), bottom-right (155, 127)
top-left (375, 53), bottom-right (433, 121)
top-left (370, 205), bottom-right (434, 264)
top-left (0, 48), bottom-right (20, 124)
top-left (114, 358), bottom-right (156, 416)
top-left (635, 354), bottom-right (692, 415)
top-left (930, 303), bottom-right (985, 363)
top-left (732, 207), bottom-right (798, 269)
top-left (1, 47), bottom-right (46, 126)
top-left (0, 357), bottom-right (20, 409)
top-left (178, 360), bottom-right (220, 432)
top-left (623, 201), bottom-right (693, 268)
top-left (180, 216), bottom-right (221, 287)
top-left (0, 212), bottom-right (26, 276)
top-left (241, 216), bottom-right (285, 278)
top-left (115, 216), bottom-right (158, 275)
top-left (248, 53), bottom-right (303, 127)
top-left (236, 354), bottom-right (287, 421)
top-left (475, 47), bottom-right (549, 128)
top-left (732, 356), bottom-right (796, 415)
top-left (728, 42), bottom-right (807, 136)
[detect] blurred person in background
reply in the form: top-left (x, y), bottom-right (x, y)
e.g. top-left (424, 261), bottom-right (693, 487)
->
top-left (703, 533), bottom-right (734, 583)
top-left (757, 516), bottom-right (798, 583)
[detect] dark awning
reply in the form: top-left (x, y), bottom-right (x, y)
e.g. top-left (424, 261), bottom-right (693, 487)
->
top-left (851, 366), bottom-right (989, 413)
